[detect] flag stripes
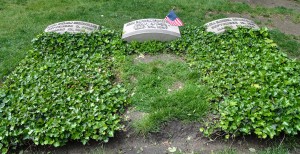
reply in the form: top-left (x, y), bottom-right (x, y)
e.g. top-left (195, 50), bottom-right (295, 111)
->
top-left (165, 10), bottom-right (184, 26)
top-left (165, 16), bottom-right (184, 26)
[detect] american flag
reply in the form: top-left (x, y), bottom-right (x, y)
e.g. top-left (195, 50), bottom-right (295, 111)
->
top-left (165, 10), bottom-right (184, 26)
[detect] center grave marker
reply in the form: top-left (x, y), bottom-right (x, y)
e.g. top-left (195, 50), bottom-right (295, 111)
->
top-left (45, 21), bottom-right (99, 34)
top-left (205, 17), bottom-right (259, 34)
top-left (122, 19), bottom-right (181, 42)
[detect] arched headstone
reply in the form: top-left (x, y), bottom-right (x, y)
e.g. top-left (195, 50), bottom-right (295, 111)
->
top-left (45, 21), bottom-right (99, 34)
top-left (205, 17), bottom-right (259, 34)
top-left (122, 19), bottom-right (181, 42)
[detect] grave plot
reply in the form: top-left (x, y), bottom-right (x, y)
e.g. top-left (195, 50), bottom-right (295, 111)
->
top-left (1, 0), bottom-right (300, 153)
top-left (1, 25), bottom-right (300, 153)
top-left (0, 29), bottom-right (128, 153)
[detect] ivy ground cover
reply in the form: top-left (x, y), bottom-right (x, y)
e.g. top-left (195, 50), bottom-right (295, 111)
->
top-left (184, 27), bottom-right (300, 139)
top-left (0, 30), bottom-right (128, 153)
top-left (1, 26), bottom-right (300, 153)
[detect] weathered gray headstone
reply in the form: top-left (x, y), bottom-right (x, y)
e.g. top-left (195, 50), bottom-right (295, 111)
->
top-left (205, 17), bottom-right (259, 34)
top-left (122, 19), bottom-right (181, 42)
top-left (45, 21), bottom-right (99, 33)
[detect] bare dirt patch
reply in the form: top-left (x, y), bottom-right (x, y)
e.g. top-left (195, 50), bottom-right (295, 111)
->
top-left (229, 0), bottom-right (300, 36)
top-left (168, 81), bottom-right (184, 92)
top-left (124, 107), bottom-right (148, 122)
top-left (23, 122), bottom-right (294, 154)
top-left (225, 13), bottom-right (300, 35)
top-left (231, 0), bottom-right (300, 12)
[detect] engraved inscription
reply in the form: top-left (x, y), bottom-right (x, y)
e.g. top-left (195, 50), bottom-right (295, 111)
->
top-left (122, 18), bottom-right (181, 42)
top-left (205, 18), bottom-right (259, 34)
top-left (45, 21), bottom-right (99, 33)
top-left (125, 19), bottom-right (168, 30)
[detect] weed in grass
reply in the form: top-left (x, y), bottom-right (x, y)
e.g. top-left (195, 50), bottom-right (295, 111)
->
top-left (267, 19), bottom-right (273, 24)
top-left (273, 6), bottom-right (294, 15)
top-left (254, 19), bottom-right (262, 25)
top-left (120, 56), bottom-right (210, 134)
top-left (262, 13), bottom-right (271, 18)
top-left (292, 13), bottom-right (300, 23)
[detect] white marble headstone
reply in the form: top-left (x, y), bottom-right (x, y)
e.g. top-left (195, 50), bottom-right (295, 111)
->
top-left (122, 19), bottom-right (181, 42)
top-left (45, 21), bottom-right (99, 34)
top-left (205, 17), bottom-right (259, 34)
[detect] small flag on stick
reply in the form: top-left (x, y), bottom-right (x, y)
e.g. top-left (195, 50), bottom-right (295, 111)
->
top-left (165, 10), bottom-right (184, 26)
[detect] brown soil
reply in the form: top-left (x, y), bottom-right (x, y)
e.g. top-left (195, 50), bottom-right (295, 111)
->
top-left (22, 113), bottom-right (298, 154)
top-left (231, 0), bottom-right (300, 12)
top-left (225, 13), bottom-right (300, 36)
top-left (229, 0), bottom-right (300, 36)
top-left (168, 81), bottom-right (184, 92)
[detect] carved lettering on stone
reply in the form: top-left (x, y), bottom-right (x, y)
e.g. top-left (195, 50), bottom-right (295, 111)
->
top-left (45, 21), bottom-right (99, 34)
top-left (205, 18), bottom-right (259, 34)
top-left (122, 19), bottom-right (181, 42)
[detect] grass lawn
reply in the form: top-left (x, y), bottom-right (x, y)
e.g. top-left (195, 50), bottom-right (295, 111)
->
top-left (1, 0), bottom-right (300, 80)
top-left (1, 0), bottom-right (300, 153)
top-left (119, 55), bottom-right (211, 134)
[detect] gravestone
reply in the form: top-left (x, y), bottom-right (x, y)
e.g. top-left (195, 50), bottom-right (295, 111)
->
top-left (122, 19), bottom-right (181, 42)
top-left (45, 21), bottom-right (99, 33)
top-left (205, 17), bottom-right (259, 34)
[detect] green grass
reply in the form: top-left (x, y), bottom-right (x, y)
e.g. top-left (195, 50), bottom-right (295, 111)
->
top-left (258, 147), bottom-right (289, 154)
top-left (1, 0), bottom-right (300, 80)
top-left (119, 56), bottom-right (210, 134)
top-left (0, 0), bottom-right (104, 80)
top-left (270, 29), bottom-right (300, 58)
